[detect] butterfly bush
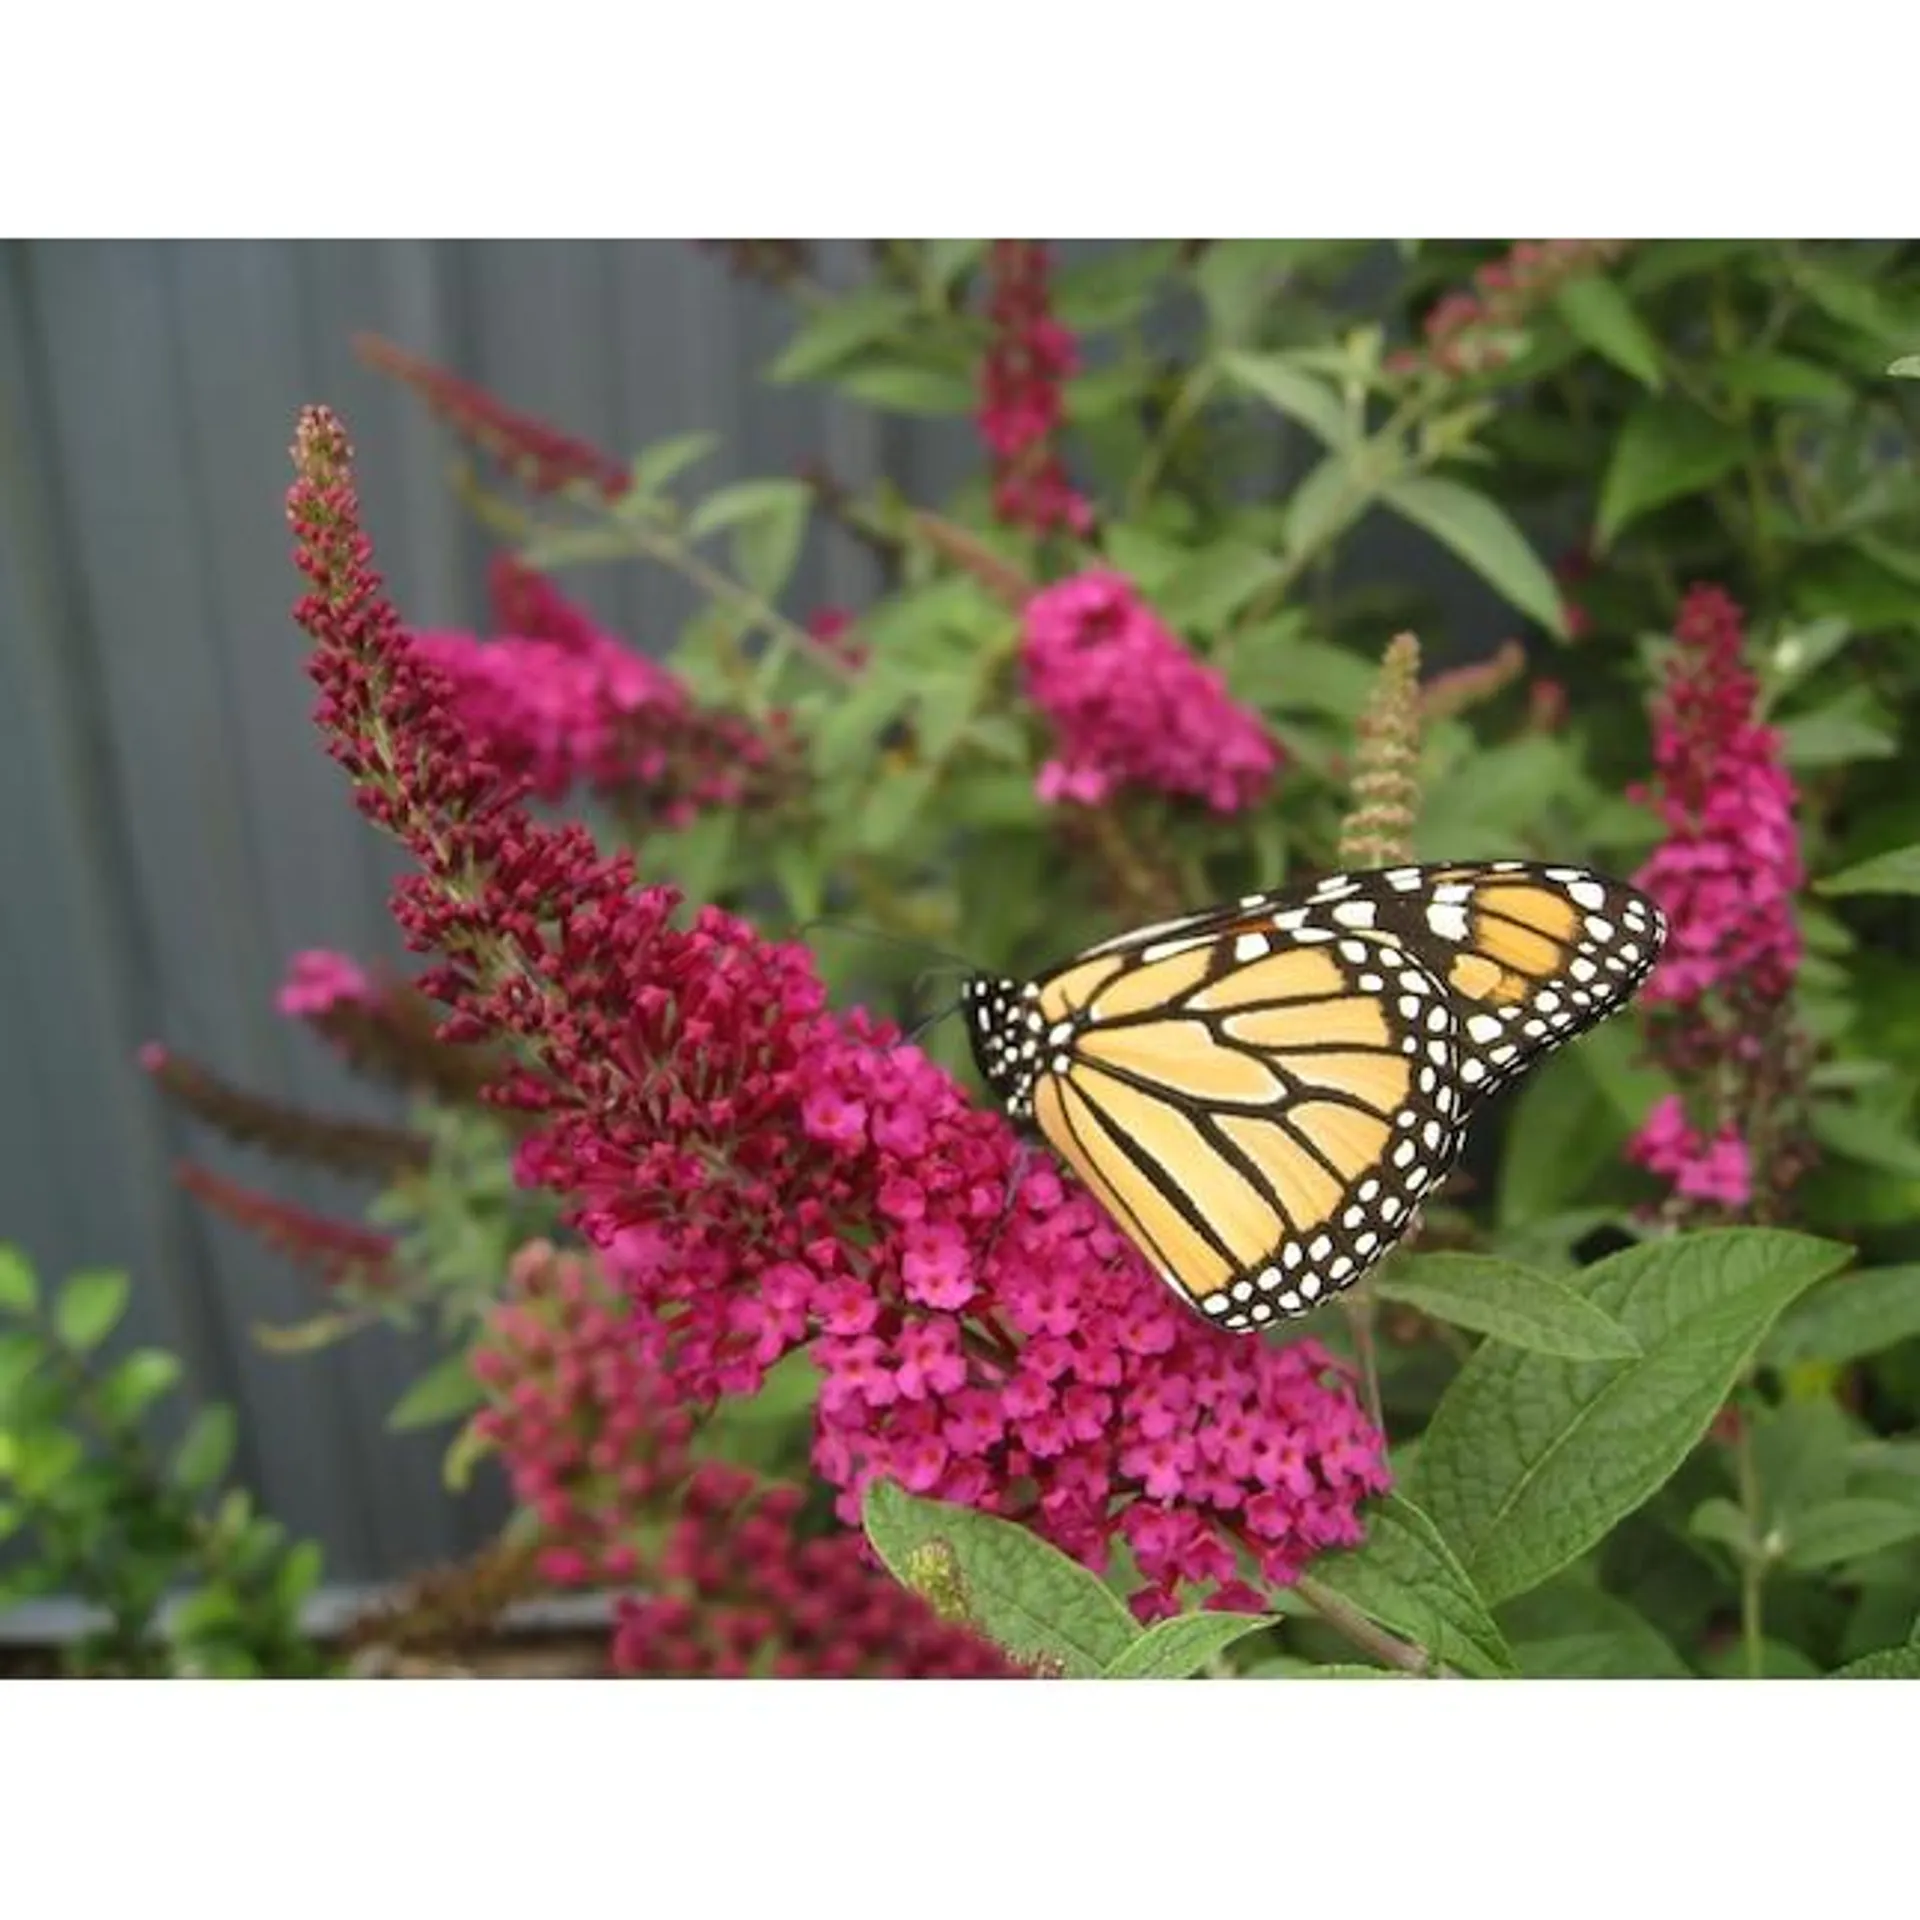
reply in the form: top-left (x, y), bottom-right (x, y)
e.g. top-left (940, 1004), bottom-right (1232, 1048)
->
top-left (288, 406), bottom-right (1387, 1618)
top-left (411, 557), bottom-right (784, 822)
top-left (1626, 584), bottom-right (1810, 1215)
top-left (978, 240), bottom-right (1092, 537)
top-left (1020, 569), bottom-right (1282, 816)
top-left (277, 949), bottom-right (376, 1018)
top-left (473, 1243), bottom-right (1017, 1676)
top-left (1389, 239), bottom-right (1635, 380)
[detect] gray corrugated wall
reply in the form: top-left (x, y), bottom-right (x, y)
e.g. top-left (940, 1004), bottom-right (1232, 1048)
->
top-left (0, 239), bottom-right (1502, 1586)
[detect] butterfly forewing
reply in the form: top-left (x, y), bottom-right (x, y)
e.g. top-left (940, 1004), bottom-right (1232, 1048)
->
top-left (1277, 860), bottom-right (1669, 1114)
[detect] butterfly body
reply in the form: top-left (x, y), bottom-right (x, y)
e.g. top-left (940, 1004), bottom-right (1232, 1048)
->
top-left (964, 860), bottom-right (1666, 1333)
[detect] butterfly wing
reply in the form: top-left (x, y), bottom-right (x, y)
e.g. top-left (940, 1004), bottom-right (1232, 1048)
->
top-left (1018, 910), bottom-right (1467, 1332)
top-left (984, 859), bottom-right (1666, 1335)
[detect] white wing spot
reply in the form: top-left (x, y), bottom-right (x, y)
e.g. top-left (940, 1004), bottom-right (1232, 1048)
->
top-left (1427, 903), bottom-right (1470, 942)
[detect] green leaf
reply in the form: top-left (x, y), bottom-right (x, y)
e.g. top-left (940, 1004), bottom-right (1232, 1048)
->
top-left (1834, 1643), bottom-right (1920, 1677)
top-left (0, 1499), bottom-right (21, 1545)
top-left (1552, 277), bottom-right (1664, 390)
top-left (766, 289), bottom-right (919, 383)
top-left (388, 1353), bottom-right (485, 1433)
top-left (1194, 241), bottom-right (1299, 346)
top-left (1373, 1253), bottom-right (1642, 1360)
top-left (1498, 1579), bottom-right (1693, 1677)
top-left (172, 1406), bottom-right (238, 1495)
top-left (0, 1330), bottom-right (47, 1410)
top-left (442, 1420), bottom-right (494, 1494)
top-left (0, 1246), bottom-right (37, 1316)
top-left (1689, 1496), bottom-right (1757, 1560)
top-left (251, 1309), bottom-right (368, 1356)
top-left (834, 365), bottom-right (975, 416)
top-left (1100, 524), bottom-right (1193, 599)
top-left (1064, 362), bottom-right (1151, 424)
top-left (1765, 1267), bottom-right (1920, 1367)
top-left (1282, 453), bottom-right (1370, 559)
top-left (1890, 354), bottom-right (1920, 381)
top-left (1515, 1630), bottom-right (1687, 1678)
top-left (1219, 352), bottom-right (1351, 446)
top-left (1378, 475), bottom-right (1566, 634)
top-left (1595, 402), bottom-right (1747, 549)
top-left (1808, 1103), bottom-right (1920, 1179)
top-left (685, 478), bottom-right (810, 545)
top-left (54, 1269), bottom-right (130, 1353)
top-left (923, 240), bottom-right (986, 292)
top-left (276, 1539), bottom-right (325, 1617)
top-left (1760, 616), bottom-right (1856, 703)
top-left (855, 765), bottom-right (939, 854)
top-left (1245, 1658), bottom-right (1414, 1679)
top-left (8, 1428), bottom-right (83, 1498)
top-left (1403, 1229), bottom-right (1853, 1604)
top-left (1700, 1637), bottom-right (1824, 1680)
top-left (1818, 845), bottom-right (1920, 898)
top-left (1791, 254), bottom-right (1916, 349)
top-left (1308, 1494), bottom-right (1518, 1677)
top-left (1778, 703), bottom-right (1897, 770)
top-left (862, 1480), bottom-right (1138, 1677)
top-left (627, 432), bottom-right (720, 496)
top-left (1718, 352), bottom-right (1854, 408)
top-left (685, 480), bottom-right (810, 603)
top-left (1153, 542), bottom-right (1285, 632)
top-left (1102, 1611), bottom-right (1275, 1679)
top-left (1495, 1033), bottom-right (1653, 1228)
top-left (1052, 242), bottom-right (1181, 330)
top-left (94, 1349), bottom-right (184, 1425)
top-left (1783, 1499), bottom-right (1920, 1573)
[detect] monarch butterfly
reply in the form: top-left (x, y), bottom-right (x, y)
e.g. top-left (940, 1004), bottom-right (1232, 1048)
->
top-left (964, 860), bottom-right (1667, 1333)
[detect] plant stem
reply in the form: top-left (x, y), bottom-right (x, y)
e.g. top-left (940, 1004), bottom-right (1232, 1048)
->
top-left (1734, 1411), bottom-right (1767, 1679)
top-left (1346, 1294), bottom-right (1387, 1436)
top-left (1295, 1573), bottom-right (1441, 1675)
top-left (1125, 363), bottom-right (1218, 518)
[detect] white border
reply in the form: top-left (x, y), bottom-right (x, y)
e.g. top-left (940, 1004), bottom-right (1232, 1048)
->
top-left (0, 1680), bottom-right (1910, 1911)
top-left (5, 6), bottom-right (1909, 235)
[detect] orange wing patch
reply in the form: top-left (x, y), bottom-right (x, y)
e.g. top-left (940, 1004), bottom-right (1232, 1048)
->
top-left (1188, 947), bottom-right (1346, 1011)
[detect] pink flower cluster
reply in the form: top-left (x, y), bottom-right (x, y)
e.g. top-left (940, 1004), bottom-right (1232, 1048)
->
top-left (289, 407), bottom-right (1386, 1622)
top-left (474, 1244), bottom-right (1017, 1676)
top-left (1390, 239), bottom-right (1634, 379)
top-left (410, 559), bottom-right (778, 823)
top-left (517, 961), bottom-right (1387, 1617)
top-left (357, 333), bottom-right (631, 501)
top-left (979, 241), bottom-right (1093, 537)
top-left (276, 949), bottom-right (376, 1018)
top-left (610, 1469), bottom-right (1021, 1678)
top-left (1020, 569), bottom-right (1281, 816)
top-left (1632, 585), bottom-right (1802, 1008)
top-left (1627, 1094), bottom-right (1752, 1210)
top-left (807, 605), bottom-right (868, 671)
top-left (1626, 585), bottom-right (1807, 1215)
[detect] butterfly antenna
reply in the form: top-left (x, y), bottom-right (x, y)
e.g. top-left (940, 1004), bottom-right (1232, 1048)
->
top-left (794, 916), bottom-right (981, 975)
